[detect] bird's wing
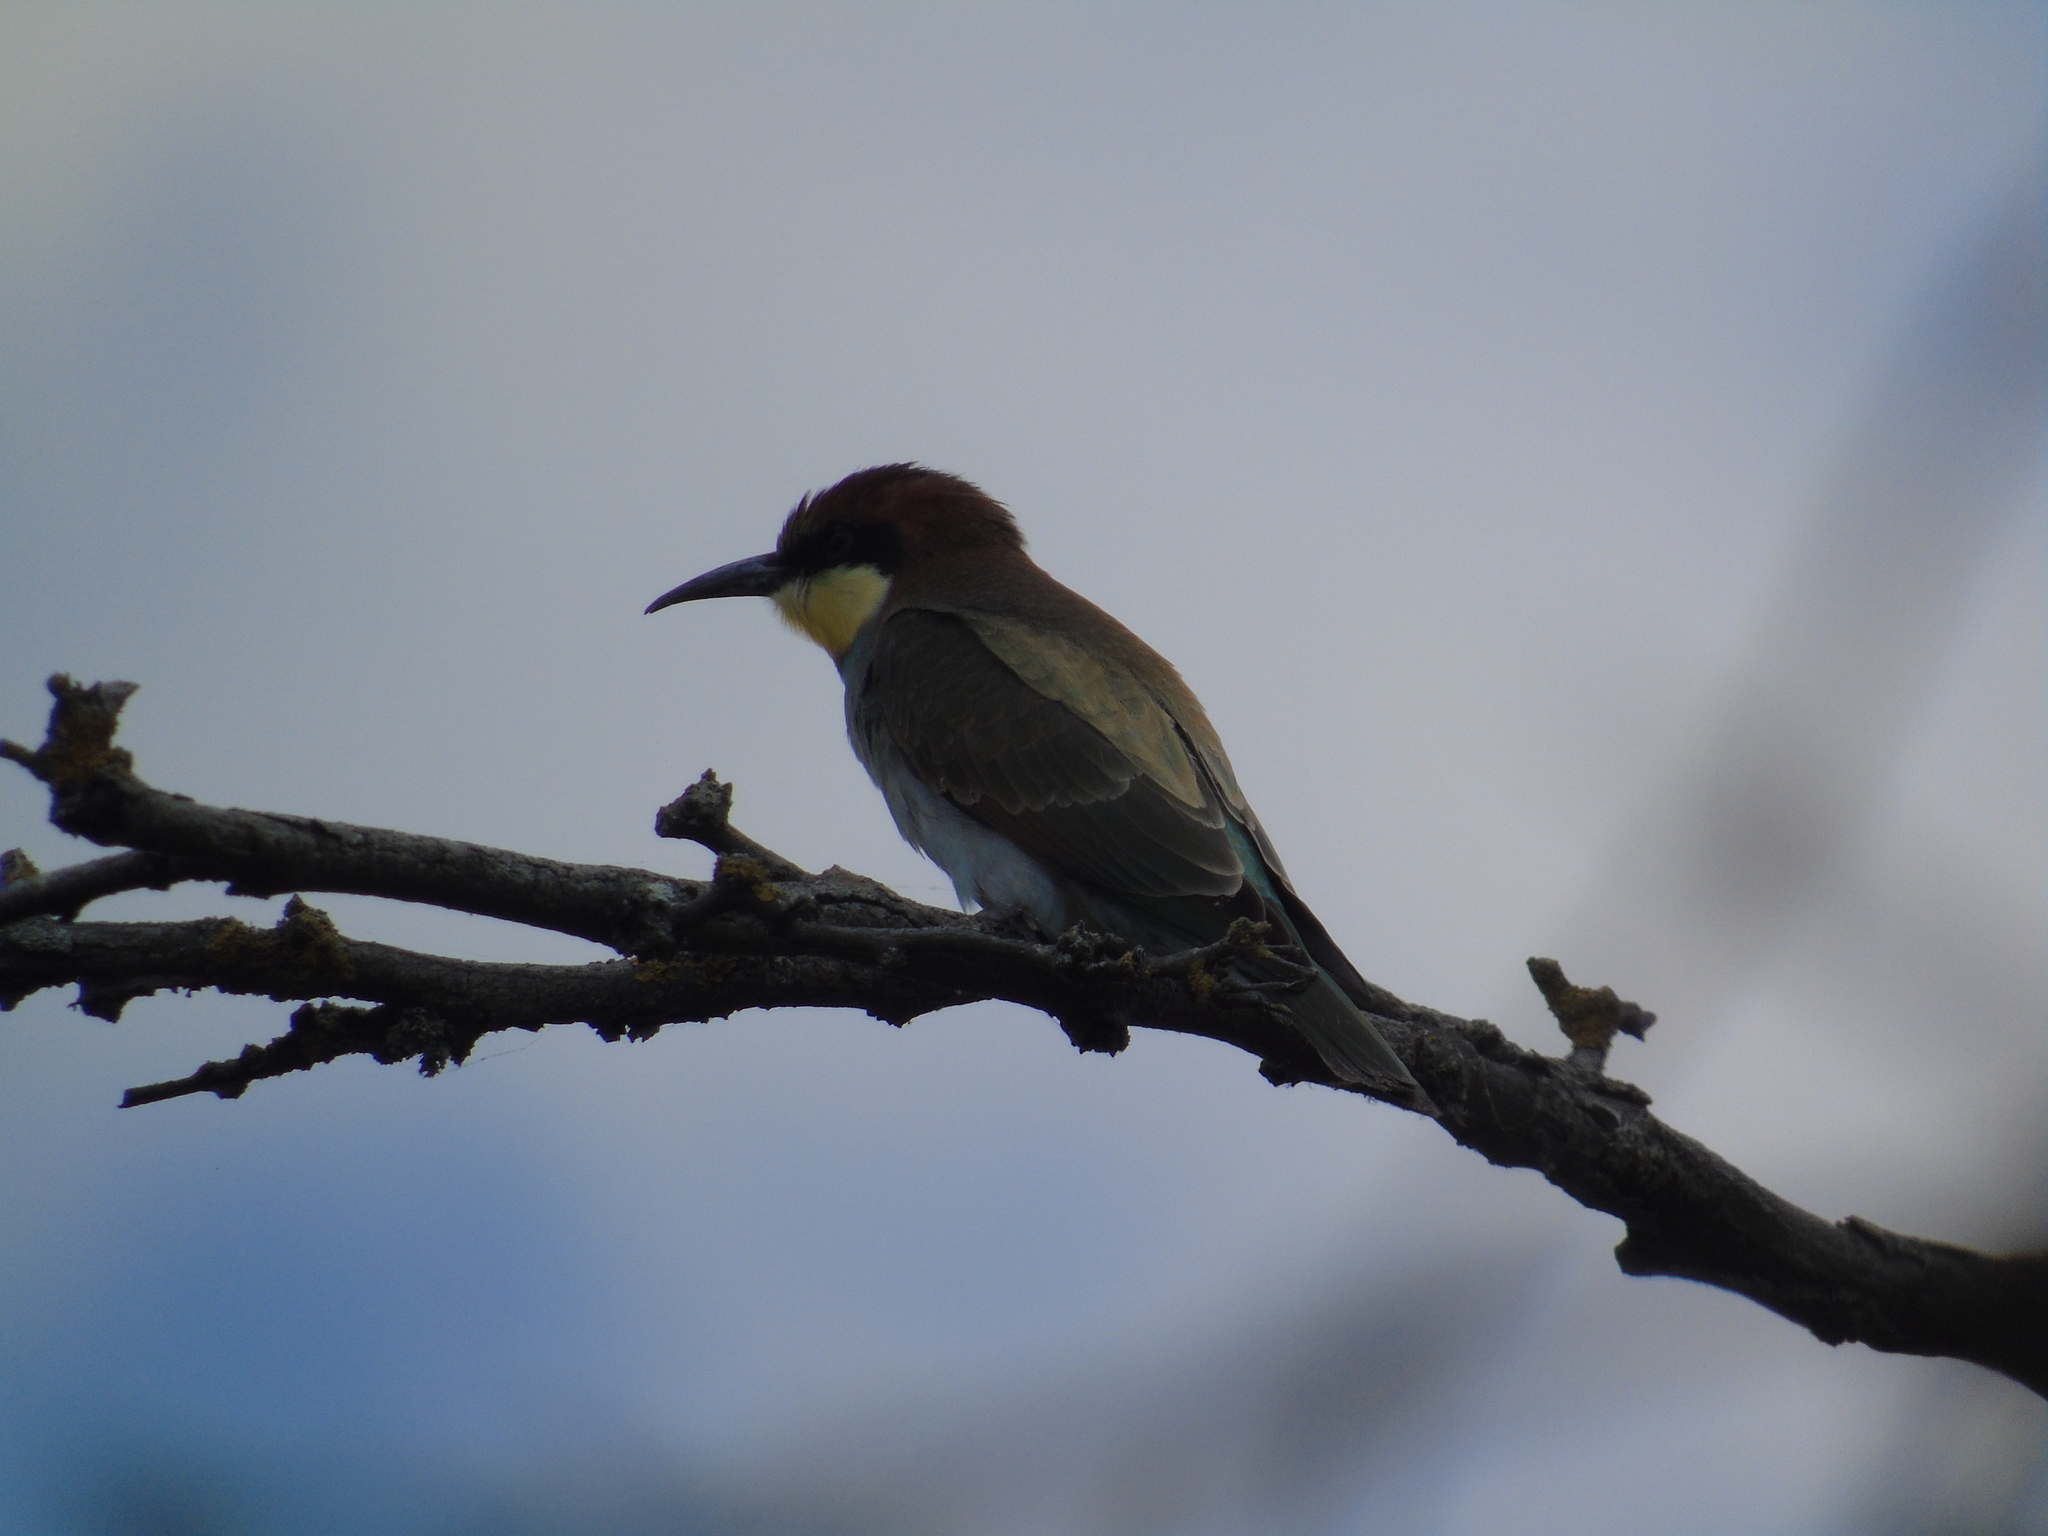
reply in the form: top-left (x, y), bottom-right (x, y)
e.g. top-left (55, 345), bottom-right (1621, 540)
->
top-left (955, 613), bottom-right (1211, 809)
top-left (869, 607), bottom-right (1423, 1099)
top-left (963, 609), bottom-right (1314, 893)
top-left (860, 608), bottom-right (1244, 899)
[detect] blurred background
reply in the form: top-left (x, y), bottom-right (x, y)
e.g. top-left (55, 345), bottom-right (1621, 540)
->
top-left (1, 5), bottom-right (2042, 1532)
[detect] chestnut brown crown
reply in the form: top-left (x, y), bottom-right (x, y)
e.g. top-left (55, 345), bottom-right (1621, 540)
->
top-left (775, 464), bottom-right (1024, 578)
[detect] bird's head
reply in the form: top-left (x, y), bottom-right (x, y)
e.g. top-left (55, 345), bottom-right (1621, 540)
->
top-left (645, 464), bottom-right (1023, 660)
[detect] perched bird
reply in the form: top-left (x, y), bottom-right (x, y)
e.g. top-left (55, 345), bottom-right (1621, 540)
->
top-left (647, 465), bottom-right (1430, 1109)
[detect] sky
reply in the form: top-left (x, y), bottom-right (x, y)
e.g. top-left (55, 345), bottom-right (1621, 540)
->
top-left (1, 5), bottom-right (2043, 1533)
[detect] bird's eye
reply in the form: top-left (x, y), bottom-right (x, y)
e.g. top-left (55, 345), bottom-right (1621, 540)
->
top-left (823, 526), bottom-right (856, 561)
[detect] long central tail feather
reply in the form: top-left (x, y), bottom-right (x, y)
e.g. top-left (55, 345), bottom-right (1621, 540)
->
top-left (1211, 822), bottom-right (1432, 1108)
top-left (1280, 965), bottom-right (1437, 1113)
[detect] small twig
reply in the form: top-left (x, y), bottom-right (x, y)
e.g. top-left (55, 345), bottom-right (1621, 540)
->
top-left (3, 676), bottom-right (707, 958)
top-left (1526, 956), bottom-right (1656, 1074)
top-left (0, 849), bottom-right (198, 924)
top-left (655, 770), bottom-right (809, 881)
top-left (0, 675), bottom-right (139, 789)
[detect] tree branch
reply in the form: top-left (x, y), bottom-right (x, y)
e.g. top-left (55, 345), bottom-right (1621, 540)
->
top-left (4, 674), bottom-right (2042, 1397)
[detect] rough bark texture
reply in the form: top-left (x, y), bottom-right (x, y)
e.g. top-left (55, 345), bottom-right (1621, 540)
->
top-left (4, 675), bottom-right (2042, 1397)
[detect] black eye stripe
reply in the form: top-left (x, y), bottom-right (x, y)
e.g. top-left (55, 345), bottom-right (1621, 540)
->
top-left (787, 521), bottom-right (905, 577)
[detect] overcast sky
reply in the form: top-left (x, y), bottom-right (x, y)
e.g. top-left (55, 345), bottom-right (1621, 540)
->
top-left (2, 7), bottom-right (2043, 1533)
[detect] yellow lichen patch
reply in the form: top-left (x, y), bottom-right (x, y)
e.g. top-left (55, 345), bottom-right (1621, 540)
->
top-left (277, 898), bottom-right (351, 975)
top-left (773, 564), bottom-right (891, 659)
top-left (714, 855), bottom-right (781, 906)
top-left (207, 916), bottom-right (265, 962)
top-left (686, 954), bottom-right (737, 985)
top-left (208, 897), bottom-right (356, 989)
top-left (1526, 957), bottom-right (1656, 1051)
top-left (1218, 916), bottom-right (1272, 962)
top-left (39, 721), bottom-right (134, 790)
top-left (2, 676), bottom-right (140, 790)
top-left (1185, 958), bottom-right (1217, 999)
top-left (632, 954), bottom-right (737, 987)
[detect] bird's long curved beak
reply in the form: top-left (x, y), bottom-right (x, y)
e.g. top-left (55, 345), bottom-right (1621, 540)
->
top-left (645, 552), bottom-right (786, 614)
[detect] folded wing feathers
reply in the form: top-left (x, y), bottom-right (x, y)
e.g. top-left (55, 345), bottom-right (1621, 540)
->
top-left (864, 609), bottom-right (1241, 897)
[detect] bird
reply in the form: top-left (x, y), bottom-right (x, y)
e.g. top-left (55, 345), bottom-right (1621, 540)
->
top-left (646, 464), bottom-right (1431, 1110)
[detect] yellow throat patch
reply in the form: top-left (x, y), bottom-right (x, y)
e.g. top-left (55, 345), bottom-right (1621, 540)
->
top-left (773, 565), bottom-right (892, 660)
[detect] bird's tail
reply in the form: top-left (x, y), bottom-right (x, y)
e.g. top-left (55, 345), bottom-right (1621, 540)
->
top-left (1061, 861), bottom-right (1435, 1112)
top-left (1282, 965), bottom-right (1438, 1115)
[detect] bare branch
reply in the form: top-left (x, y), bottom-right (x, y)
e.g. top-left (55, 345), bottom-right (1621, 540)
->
top-left (656, 768), bottom-right (810, 881)
top-left (4, 673), bottom-right (2042, 1397)
top-left (0, 848), bottom-right (199, 924)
